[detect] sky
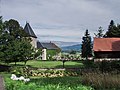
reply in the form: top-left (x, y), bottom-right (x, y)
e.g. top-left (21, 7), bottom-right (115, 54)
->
top-left (1, 0), bottom-right (120, 42)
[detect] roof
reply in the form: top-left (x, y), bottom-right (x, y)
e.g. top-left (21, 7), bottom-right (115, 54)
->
top-left (37, 41), bottom-right (60, 50)
top-left (37, 41), bottom-right (44, 49)
top-left (24, 22), bottom-right (37, 38)
top-left (93, 38), bottom-right (120, 51)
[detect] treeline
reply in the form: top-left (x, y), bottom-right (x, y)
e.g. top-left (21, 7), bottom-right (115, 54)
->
top-left (81, 20), bottom-right (120, 59)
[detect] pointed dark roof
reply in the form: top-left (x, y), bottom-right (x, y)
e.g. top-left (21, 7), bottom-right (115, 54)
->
top-left (37, 41), bottom-right (61, 50)
top-left (41, 42), bottom-right (60, 50)
top-left (37, 41), bottom-right (44, 49)
top-left (24, 22), bottom-right (37, 38)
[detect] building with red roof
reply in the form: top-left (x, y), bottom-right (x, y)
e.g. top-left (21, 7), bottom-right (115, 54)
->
top-left (93, 38), bottom-right (120, 58)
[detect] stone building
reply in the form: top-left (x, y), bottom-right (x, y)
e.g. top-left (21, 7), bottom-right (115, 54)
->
top-left (24, 22), bottom-right (37, 48)
top-left (23, 22), bottom-right (60, 60)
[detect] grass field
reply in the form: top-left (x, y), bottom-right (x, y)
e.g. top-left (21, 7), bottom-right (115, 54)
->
top-left (10, 60), bottom-right (84, 68)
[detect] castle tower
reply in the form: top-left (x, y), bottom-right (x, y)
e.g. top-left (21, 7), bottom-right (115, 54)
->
top-left (24, 22), bottom-right (37, 48)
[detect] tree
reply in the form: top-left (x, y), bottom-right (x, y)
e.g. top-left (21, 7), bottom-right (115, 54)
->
top-left (7, 38), bottom-right (34, 65)
top-left (105, 20), bottom-right (120, 37)
top-left (0, 18), bottom-right (34, 64)
top-left (12, 38), bottom-right (34, 65)
top-left (81, 29), bottom-right (92, 60)
top-left (0, 16), bottom-right (3, 31)
top-left (94, 26), bottom-right (104, 38)
top-left (116, 24), bottom-right (120, 36)
top-left (0, 16), bottom-right (10, 63)
top-left (4, 19), bottom-right (27, 39)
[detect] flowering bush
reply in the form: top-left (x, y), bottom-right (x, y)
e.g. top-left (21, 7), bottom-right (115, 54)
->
top-left (29, 69), bottom-right (79, 77)
top-left (11, 74), bottom-right (30, 82)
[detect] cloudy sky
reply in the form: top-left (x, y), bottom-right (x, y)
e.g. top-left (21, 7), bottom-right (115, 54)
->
top-left (1, 0), bottom-right (120, 42)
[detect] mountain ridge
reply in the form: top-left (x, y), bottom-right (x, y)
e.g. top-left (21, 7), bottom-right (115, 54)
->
top-left (51, 41), bottom-right (80, 47)
top-left (61, 44), bottom-right (81, 51)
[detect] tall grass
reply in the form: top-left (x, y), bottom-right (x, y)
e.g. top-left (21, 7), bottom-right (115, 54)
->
top-left (82, 72), bottom-right (120, 90)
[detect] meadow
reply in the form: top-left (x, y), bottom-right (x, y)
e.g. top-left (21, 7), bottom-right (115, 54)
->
top-left (1, 60), bottom-right (92, 90)
top-left (1, 60), bottom-right (120, 90)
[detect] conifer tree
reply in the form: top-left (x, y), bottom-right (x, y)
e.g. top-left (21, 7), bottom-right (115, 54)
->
top-left (81, 30), bottom-right (92, 60)
top-left (94, 26), bottom-right (104, 38)
top-left (105, 20), bottom-right (120, 37)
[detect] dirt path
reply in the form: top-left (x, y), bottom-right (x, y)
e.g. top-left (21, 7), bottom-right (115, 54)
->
top-left (0, 76), bottom-right (5, 90)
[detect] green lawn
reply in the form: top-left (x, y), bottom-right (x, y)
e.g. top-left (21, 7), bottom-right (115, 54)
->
top-left (10, 60), bottom-right (84, 68)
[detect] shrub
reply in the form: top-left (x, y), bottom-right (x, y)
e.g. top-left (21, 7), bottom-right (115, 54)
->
top-left (10, 66), bottom-right (30, 77)
top-left (95, 60), bottom-right (120, 72)
top-left (83, 60), bottom-right (96, 68)
top-left (11, 67), bottom-right (24, 77)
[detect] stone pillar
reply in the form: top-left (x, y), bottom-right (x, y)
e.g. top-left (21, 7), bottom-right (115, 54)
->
top-left (42, 49), bottom-right (46, 60)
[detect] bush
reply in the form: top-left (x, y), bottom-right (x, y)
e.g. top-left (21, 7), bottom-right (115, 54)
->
top-left (0, 64), bottom-right (11, 72)
top-left (11, 67), bottom-right (24, 77)
top-left (95, 60), bottom-right (120, 72)
top-left (83, 60), bottom-right (96, 68)
top-left (10, 66), bottom-right (30, 77)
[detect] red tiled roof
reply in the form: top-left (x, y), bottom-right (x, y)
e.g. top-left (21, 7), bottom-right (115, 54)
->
top-left (93, 38), bottom-right (120, 51)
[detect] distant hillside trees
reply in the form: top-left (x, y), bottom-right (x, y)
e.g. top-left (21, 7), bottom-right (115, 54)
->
top-left (0, 17), bottom-right (34, 65)
top-left (81, 30), bottom-right (92, 60)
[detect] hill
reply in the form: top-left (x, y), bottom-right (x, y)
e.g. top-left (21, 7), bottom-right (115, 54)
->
top-left (61, 44), bottom-right (81, 52)
top-left (52, 41), bottom-right (80, 47)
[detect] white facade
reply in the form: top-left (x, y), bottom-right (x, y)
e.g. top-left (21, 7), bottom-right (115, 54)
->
top-left (42, 49), bottom-right (47, 60)
top-left (30, 37), bottom-right (47, 60)
top-left (30, 37), bottom-right (37, 48)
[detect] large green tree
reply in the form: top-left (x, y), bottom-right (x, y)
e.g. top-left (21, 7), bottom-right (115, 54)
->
top-left (4, 19), bottom-right (27, 39)
top-left (81, 30), bottom-right (92, 60)
top-left (11, 38), bottom-right (34, 65)
top-left (0, 17), bottom-right (34, 65)
top-left (0, 16), bottom-right (9, 63)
